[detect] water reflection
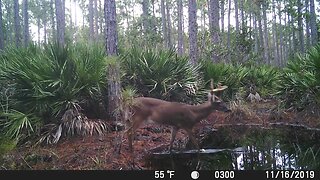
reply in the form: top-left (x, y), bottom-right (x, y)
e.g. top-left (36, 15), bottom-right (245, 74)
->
top-left (146, 125), bottom-right (320, 170)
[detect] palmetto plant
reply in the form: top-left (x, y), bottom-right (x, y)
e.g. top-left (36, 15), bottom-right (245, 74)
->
top-left (121, 47), bottom-right (204, 103)
top-left (277, 44), bottom-right (320, 110)
top-left (276, 44), bottom-right (320, 110)
top-left (201, 60), bottom-right (248, 100)
top-left (244, 65), bottom-right (280, 97)
top-left (0, 43), bottom-right (109, 144)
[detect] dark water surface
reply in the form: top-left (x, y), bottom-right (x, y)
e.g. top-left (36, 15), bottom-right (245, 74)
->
top-left (146, 125), bottom-right (320, 170)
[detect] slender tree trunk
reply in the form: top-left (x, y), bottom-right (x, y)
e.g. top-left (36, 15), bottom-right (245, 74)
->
top-left (55, 0), bottom-right (65, 46)
top-left (220, 0), bottom-right (225, 33)
top-left (310, 0), bottom-right (317, 45)
top-left (278, 2), bottom-right (283, 66)
top-left (234, 0), bottom-right (239, 33)
top-left (5, 0), bottom-right (12, 44)
top-left (262, 1), bottom-right (269, 64)
top-left (161, 0), bottom-right (168, 48)
top-left (249, 7), bottom-right (252, 39)
top-left (105, 0), bottom-right (121, 121)
top-left (253, 14), bottom-right (259, 54)
top-left (94, 0), bottom-right (99, 39)
top-left (209, 0), bottom-right (220, 62)
top-left (166, 0), bottom-right (172, 48)
top-left (240, 0), bottom-right (245, 34)
top-left (177, 0), bottom-right (184, 55)
top-left (283, 9), bottom-right (287, 63)
top-left (297, 0), bottom-right (304, 52)
top-left (105, 0), bottom-right (118, 55)
top-left (287, 10), bottom-right (292, 56)
top-left (257, 7), bottom-right (264, 61)
top-left (0, 0), bottom-right (4, 49)
top-left (14, 0), bottom-right (21, 47)
top-left (99, 0), bottom-right (103, 35)
top-left (290, 9), bottom-right (296, 53)
top-left (305, 0), bottom-right (310, 48)
top-left (89, 0), bottom-right (94, 41)
top-left (188, 0), bottom-right (198, 64)
top-left (227, 0), bottom-right (231, 62)
top-left (50, 0), bottom-right (56, 40)
top-left (23, 0), bottom-right (29, 47)
top-left (208, 0), bottom-right (211, 30)
top-left (142, 0), bottom-right (149, 36)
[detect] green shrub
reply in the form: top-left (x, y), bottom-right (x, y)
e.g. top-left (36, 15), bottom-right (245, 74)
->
top-left (201, 60), bottom-right (248, 100)
top-left (0, 43), bottom-right (108, 143)
top-left (201, 60), bottom-right (280, 100)
top-left (244, 64), bottom-right (280, 97)
top-left (121, 47), bottom-right (204, 103)
top-left (276, 44), bottom-right (320, 110)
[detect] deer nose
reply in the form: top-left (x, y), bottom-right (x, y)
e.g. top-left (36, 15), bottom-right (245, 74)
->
top-left (225, 108), bottom-right (231, 112)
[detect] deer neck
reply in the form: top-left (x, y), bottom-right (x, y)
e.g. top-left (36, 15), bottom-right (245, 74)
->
top-left (189, 102), bottom-right (214, 122)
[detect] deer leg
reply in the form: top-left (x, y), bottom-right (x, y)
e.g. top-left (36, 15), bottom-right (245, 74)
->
top-left (127, 115), bottom-right (145, 152)
top-left (169, 127), bottom-right (178, 152)
top-left (185, 129), bottom-right (200, 152)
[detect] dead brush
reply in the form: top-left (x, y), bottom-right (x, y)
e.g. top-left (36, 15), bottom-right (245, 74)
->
top-left (225, 100), bottom-right (262, 124)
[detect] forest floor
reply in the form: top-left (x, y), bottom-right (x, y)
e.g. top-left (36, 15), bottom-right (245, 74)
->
top-left (1, 99), bottom-right (320, 170)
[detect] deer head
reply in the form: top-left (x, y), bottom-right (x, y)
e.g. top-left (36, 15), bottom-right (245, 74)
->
top-left (208, 79), bottom-right (230, 112)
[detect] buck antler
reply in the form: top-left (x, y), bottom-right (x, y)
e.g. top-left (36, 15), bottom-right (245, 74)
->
top-left (125, 80), bottom-right (230, 153)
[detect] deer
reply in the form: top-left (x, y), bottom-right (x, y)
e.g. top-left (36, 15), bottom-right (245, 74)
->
top-left (125, 80), bottom-right (230, 153)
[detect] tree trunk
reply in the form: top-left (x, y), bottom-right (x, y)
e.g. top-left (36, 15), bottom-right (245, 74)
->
top-left (188, 0), bottom-right (198, 64)
top-left (227, 0), bottom-right (231, 62)
top-left (272, 0), bottom-right (278, 64)
top-left (166, 0), bottom-right (172, 48)
top-left (309, 0), bottom-right (317, 45)
top-left (105, 0), bottom-right (121, 121)
top-left (5, 1), bottom-right (12, 44)
top-left (50, 0), bottom-right (55, 40)
top-left (0, 0), bottom-right (4, 49)
top-left (297, 0), bottom-right (304, 52)
top-left (177, 0), bottom-right (184, 55)
top-left (94, 0), bottom-right (99, 39)
top-left (234, 0), bottom-right (239, 33)
top-left (262, 1), bottom-right (269, 64)
top-left (89, 0), bottom-right (94, 41)
top-left (278, 2), bottom-right (283, 66)
top-left (99, 0), bottom-right (103, 35)
top-left (257, 6), bottom-right (264, 61)
top-left (253, 14), bottom-right (259, 54)
top-left (220, 0), bottom-right (225, 33)
top-left (305, 0), bottom-right (310, 48)
top-left (161, 0), bottom-right (167, 48)
top-left (290, 7), bottom-right (296, 53)
top-left (55, 0), bottom-right (65, 46)
top-left (287, 9), bottom-right (292, 56)
top-left (240, 0), bottom-right (245, 34)
top-left (23, 0), bottom-right (29, 47)
top-left (14, 0), bottom-right (21, 47)
top-left (142, 0), bottom-right (150, 36)
top-left (209, 0), bottom-right (220, 62)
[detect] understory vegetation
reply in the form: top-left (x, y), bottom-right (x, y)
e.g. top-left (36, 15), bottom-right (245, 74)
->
top-left (0, 43), bottom-right (319, 151)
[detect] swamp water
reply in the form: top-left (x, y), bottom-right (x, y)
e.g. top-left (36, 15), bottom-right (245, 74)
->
top-left (145, 125), bottom-right (320, 170)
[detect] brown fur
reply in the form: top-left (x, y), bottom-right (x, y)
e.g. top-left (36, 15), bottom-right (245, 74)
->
top-left (126, 89), bottom-right (230, 152)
